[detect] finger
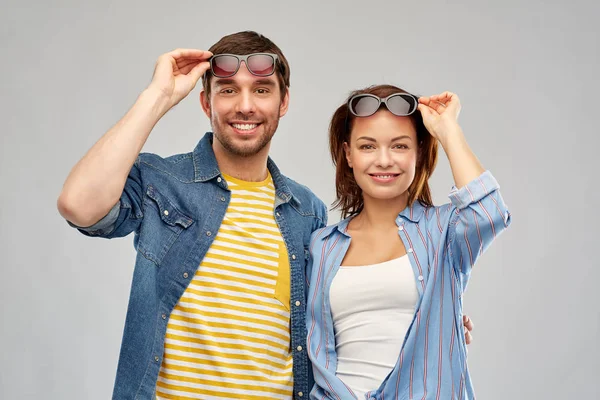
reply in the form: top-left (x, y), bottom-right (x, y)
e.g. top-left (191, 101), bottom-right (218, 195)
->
top-left (178, 59), bottom-right (205, 75)
top-left (188, 61), bottom-right (211, 83)
top-left (417, 103), bottom-right (438, 117)
top-left (168, 48), bottom-right (213, 61)
top-left (465, 331), bottom-right (472, 345)
top-left (431, 91), bottom-right (455, 103)
top-left (178, 62), bottom-right (200, 76)
top-left (418, 96), bottom-right (431, 105)
top-left (433, 92), bottom-right (461, 111)
top-left (176, 58), bottom-right (205, 70)
top-left (432, 101), bottom-right (447, 114)
top-left (465, 317), bottom-right (474, 332)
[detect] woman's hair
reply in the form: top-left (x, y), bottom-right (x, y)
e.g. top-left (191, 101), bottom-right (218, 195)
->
top-left (329, 84), bottom-right (439, 218)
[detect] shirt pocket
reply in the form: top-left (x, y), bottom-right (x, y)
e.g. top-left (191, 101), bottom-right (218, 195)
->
top-left (138, 184), bottom-right (194, 266)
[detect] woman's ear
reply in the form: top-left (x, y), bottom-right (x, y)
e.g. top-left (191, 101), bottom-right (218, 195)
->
top-left (343, 142), bottom-right (352, 168)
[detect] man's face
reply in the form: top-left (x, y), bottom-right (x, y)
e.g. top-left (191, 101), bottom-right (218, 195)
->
top-left (201, 63), bottom-right (289, 157)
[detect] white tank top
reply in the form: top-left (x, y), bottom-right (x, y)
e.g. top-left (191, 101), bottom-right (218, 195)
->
top-left (329, 255), bottom-right (418, 398)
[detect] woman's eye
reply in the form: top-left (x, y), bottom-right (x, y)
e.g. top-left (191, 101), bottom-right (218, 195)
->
top-left (359, 144), bottom-right (374, 150)
top-left (394, 144), bottom-right (409, 149)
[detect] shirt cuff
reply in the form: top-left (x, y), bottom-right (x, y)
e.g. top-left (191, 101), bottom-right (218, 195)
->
top-left (448, 170), bottom-right (499, 210)
top-left (66, 201), bottom-right (120, 235)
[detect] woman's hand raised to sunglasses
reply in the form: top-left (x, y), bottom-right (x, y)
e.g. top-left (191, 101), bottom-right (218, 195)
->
top-left (417, 92), bottom-right (463, 146)
top-left (147, 48), bottom-right (213, 110)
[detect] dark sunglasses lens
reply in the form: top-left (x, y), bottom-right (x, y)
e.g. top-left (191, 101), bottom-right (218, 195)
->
top-left (350, 96), bottom-right (380, 116)
top-left (211, 55), bottom-right (239, 77)
top-left (387, 94), bottom-right (417, 116)
top-left (246, 54), bottom-right (276, 76)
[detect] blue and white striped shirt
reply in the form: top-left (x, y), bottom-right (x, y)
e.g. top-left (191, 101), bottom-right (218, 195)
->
top-left (306, 171), bottom-right (511, 400)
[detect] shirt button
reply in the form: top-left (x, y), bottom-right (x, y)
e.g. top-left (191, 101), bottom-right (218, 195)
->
top-left (220, 196), bottom-right (226, 202)
top-left (163, 210), bottom-right (169, 216)
top-left (154, 356), bottom-right (159, 362)
top-left (292, 255), bottom-right (296, 260)
top-left (407, 248), bottom-right (413, 253)
top-left (295, 301), bottom-right (301, 307)
top-left (161, 314), bottom-right (166, 320)
top-left (276, 212), bottom-right (280, 217)
top-left (398, 226), bottom-right (404, 231)
top-left (217, 177), bottom-right (222, 183)
top-left (206, 231), bottom-right (212, 236)
top-left (297, 346), bottom-right (303, 351)
top-left (298, 392), bottom-right (303, 397)
top-left (418, 275), bottom-right (424, 281)
top-left (183, 272), bottom-right (189, 279)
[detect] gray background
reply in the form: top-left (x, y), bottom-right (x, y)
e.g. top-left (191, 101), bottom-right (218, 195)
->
top-left (2, 0), bottom-right (599, 398)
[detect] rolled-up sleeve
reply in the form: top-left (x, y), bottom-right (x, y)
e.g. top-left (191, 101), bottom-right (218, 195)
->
top-left (67, 159), bottom-right (145, 239)
top-left (448, 170), bottom-right (511, 277)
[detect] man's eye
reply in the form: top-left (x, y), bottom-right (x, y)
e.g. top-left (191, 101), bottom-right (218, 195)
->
top-left (256, 88), bottom-right (269, 94)
top-left (220, 89), bottom-right (235, 94)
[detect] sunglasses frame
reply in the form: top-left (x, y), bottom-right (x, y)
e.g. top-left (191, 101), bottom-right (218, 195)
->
top-left (347, 92), bottom-right (420, 117)
top-left (209, 53), bottom-right (280, 78)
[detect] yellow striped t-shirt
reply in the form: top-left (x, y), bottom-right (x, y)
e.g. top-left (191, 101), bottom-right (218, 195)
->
top-left (156, 172), bottom-right (293, 400)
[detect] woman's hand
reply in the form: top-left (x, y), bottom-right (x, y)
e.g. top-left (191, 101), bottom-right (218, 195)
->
top-left (417, 91), bottom-right (462, 146)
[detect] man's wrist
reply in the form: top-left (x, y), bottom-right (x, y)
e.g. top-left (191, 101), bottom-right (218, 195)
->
top-left (139, 87), bottom-right (173, 119)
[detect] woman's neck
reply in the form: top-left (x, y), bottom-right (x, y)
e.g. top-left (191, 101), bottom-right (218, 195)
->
top-left (350, 192), bottom-right (409, 231)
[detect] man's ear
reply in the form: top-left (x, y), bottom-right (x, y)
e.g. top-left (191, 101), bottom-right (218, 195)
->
top-left (279, 88), bottom-right (290, 118)
top-left (200, 90), bottom-right (211, 119)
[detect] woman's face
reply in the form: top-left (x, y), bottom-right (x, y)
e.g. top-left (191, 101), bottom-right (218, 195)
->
top-left (344, 109), bottom-right (418, 203)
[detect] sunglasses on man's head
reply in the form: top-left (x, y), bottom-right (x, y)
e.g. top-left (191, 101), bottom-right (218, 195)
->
top-left (348, 93), bottom-right (419, 117)
top-left (209, 53), bottom-right (279, 78)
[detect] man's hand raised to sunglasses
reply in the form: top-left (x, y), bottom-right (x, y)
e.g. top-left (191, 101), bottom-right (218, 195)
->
top-left (147, 49), bottom-right (213, 112)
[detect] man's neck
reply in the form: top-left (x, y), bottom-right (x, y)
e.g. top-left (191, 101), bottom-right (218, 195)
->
top-left (212, 140), bottom-right (270, 182)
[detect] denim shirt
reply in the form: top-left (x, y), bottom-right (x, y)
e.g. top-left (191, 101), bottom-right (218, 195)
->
top-left (306, 171), bottom-right (511, 400)
top-left (71, 132), bottom-right (327, 399)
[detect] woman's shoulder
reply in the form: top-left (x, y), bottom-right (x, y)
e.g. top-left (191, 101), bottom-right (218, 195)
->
top-left (400, 201), bottom-right (456, 227)
top-left (310, 217), bottom-right (351, 244)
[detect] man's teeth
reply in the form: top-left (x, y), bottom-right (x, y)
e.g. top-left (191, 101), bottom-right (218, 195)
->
top-left (232, 123), bottom-right (258, 131)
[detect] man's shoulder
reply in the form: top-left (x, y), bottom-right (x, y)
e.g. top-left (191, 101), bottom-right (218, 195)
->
top-left (137, 151), bottom-right (196, 182)
top-left (282, 175), bottom-right (325, 209)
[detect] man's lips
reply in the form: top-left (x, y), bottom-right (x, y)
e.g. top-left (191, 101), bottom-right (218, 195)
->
top-left (230, 122), bottom-right (261, 134)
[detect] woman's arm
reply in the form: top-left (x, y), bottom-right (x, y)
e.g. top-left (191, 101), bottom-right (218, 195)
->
top-left (419, 93), bottom-right (511, 276)
top-left (418, 92), bottom-right (484, 189)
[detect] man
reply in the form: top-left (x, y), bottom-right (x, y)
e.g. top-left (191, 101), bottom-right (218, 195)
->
top-left (58, 31), bottom-right (474, 399)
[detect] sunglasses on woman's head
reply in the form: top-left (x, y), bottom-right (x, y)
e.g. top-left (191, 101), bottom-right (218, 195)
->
top-left (348, 93), bottom-right (419, 117)
top-left (209, 53), bottom-right (279, 78)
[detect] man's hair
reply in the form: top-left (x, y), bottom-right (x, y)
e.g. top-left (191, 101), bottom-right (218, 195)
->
top-left (329, 84), bottom-right (439, 218)
top-left (202, 31), bottom-right (290, 100)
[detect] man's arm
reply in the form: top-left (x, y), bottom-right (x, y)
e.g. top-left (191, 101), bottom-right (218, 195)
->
top-left (57, 49), bottom-right (212, 227)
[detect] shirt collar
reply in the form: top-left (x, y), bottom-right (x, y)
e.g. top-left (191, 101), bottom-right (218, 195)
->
top-left (319, 201), bottom-right (428, 241)
top-left (192, 132), bottom-right (300, 206)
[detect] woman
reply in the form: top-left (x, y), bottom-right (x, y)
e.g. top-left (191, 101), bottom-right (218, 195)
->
top-left (306, 85), bottom-right (511, 399)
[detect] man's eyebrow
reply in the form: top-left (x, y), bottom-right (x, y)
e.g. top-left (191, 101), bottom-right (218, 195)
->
top-left (254, 79), bottom-right (276, 86)
top-left (213, 78), bottom-right (237, 86)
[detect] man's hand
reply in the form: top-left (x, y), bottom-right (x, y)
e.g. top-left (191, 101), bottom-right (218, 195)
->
top-left (148, 49), bottom-right (213, 110)
top-left (463, 315), bottom-right (474, 345)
